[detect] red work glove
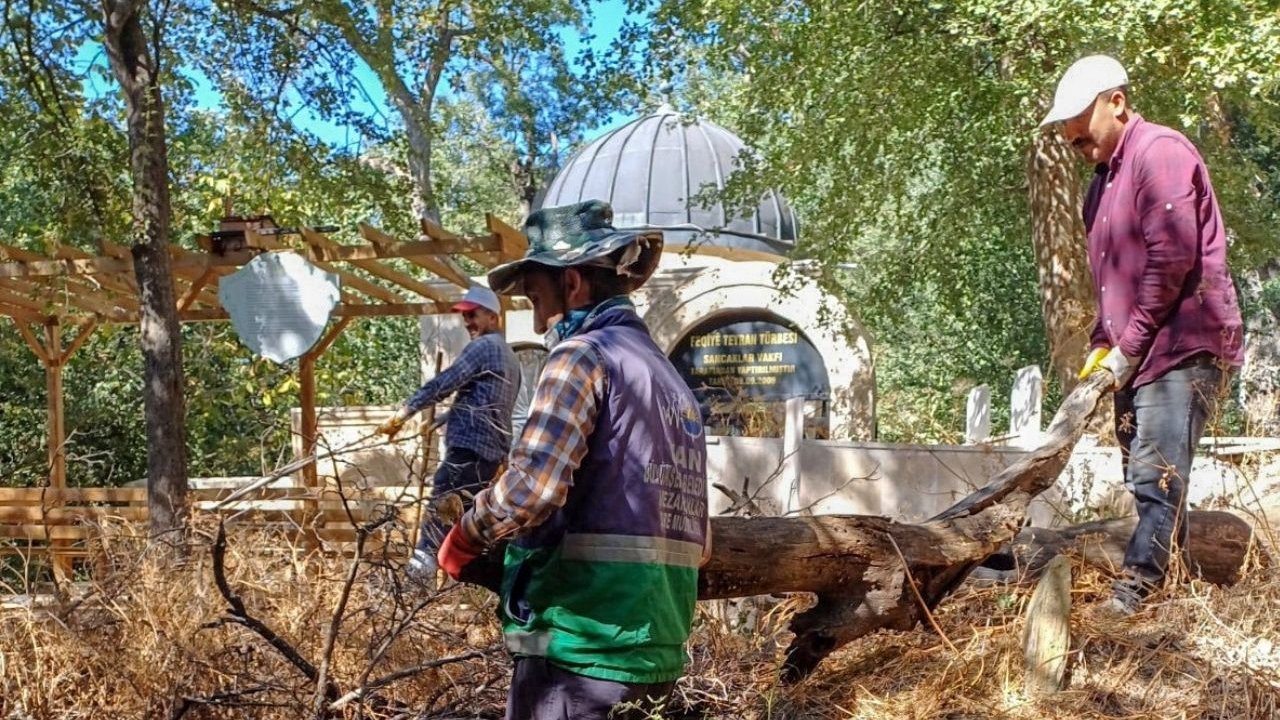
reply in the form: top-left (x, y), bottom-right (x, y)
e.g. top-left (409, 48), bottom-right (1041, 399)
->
top-left (437, 524), bottom-right (482, 580)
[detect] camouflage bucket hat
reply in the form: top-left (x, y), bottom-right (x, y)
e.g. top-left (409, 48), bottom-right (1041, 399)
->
top-left (486, 200), bottom-right (663, 296)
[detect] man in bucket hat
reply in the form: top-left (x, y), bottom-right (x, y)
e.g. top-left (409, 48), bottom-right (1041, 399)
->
top-left (376, 283), bottom-right (520, 582)
top-left (436, 200), bottom-right (711, 719)
top-left (1041, 55), bottom-right (1243, 615)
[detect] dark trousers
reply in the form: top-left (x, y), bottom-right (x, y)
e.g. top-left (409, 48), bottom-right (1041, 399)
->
top-left (505, 657), bottom-right (676, 720)
top-left (415, 447), bottom-right (500, 555)
top-left (1113, 353), bottom-right (1225, 589)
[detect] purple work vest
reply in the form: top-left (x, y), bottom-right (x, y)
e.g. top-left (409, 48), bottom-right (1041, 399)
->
top-left (515, 307), bottom-right (709, 551)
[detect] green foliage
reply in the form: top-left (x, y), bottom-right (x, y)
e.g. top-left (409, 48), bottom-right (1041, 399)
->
top-left (0, 1), bottom-right (550, 486)
top-left (624, 0), bottom-right (1280, 440)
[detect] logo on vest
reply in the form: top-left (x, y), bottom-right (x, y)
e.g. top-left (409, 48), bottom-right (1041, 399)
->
top-left (679, 404), bottom-right (703, 439)
top-left (661, 396), bottom-right (704, 440)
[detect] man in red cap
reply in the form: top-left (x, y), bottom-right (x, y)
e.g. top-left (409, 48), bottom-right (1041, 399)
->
top-left (377, 283), bottom-right (520, 581)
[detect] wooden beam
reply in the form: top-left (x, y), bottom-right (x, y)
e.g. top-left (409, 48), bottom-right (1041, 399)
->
top-left (423, 218), bottom-right (493, 268)
top-left (305, 316), bottom-right (354, 360)
top-left (12, 319), bottom-right (49, 363)
top-left (59, 319), bottom-right (98, 364)
top-left (407, 247), bottom-right (474, 289)
top-left (0, 287), bottom-right (52, 314)
top-left (0, 302), bottom-right (49, 324)
top-left (366, 222), bottom-right (481, 288)
top-left (121, 302), bottom-right (447, 324)
top-left (351, 223), bottom-right (502, 262)
top-left (0, 234), bottom-right (505, 279)
top-left (299, 353), bottom-right (318, 490)
top-left (101, 240), bottom-right (223, 302)
top-left (4, 274), bottom-right (136, 319)
top-left (34, 282), bottom-right (133, 321)
top-left (55, 246), bottom-right (138, 296)
top-left (307, 228), bottom-right (449, 302)
top-left (177, 268), bottom-right (215, 311)
top-left (486, 214), bottom-right (529, 263)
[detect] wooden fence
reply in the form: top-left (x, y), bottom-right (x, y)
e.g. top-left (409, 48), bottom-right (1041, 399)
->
top-left (0, 480), bottom-right (427, 583)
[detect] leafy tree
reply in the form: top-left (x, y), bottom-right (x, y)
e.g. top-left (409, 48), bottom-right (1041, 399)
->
top-left (220, 0), bottom-right (597, 226)
top-left (97, 0), bottom-right (193, 536)
top-left (624, 0), bottom-right (1280, 439)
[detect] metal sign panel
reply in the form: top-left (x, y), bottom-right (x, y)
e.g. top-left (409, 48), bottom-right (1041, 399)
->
top-left (669, 314), bottom-right (830, 411)
top-left (219, 252), bottom-right (341, 363)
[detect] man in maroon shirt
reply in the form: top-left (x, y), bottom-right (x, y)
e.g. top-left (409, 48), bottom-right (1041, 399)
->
top-left (1041, 55), bottom-right (1244, 615)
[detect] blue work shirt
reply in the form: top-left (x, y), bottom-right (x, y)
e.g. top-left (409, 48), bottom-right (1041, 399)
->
top-left (406, 332), bottom-right (521, 462)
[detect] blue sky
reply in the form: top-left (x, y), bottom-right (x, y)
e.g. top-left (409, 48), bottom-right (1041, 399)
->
top-left (76, 1), bottom-right (634, 151)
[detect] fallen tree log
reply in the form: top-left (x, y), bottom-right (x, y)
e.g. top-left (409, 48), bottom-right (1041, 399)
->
top-left (457, 373), bottom-right (1257, 682)
top-left (974, 510), bottom-right (1257, 586)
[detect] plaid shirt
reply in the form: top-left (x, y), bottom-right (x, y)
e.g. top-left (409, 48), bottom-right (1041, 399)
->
top-left (405, 332), bottom-right (520, 462)
top-left (461, 337), bottom-right (606, 546)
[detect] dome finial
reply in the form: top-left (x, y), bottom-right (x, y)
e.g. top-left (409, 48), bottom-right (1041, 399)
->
top-left (657, 81), bottom-right (676, 113)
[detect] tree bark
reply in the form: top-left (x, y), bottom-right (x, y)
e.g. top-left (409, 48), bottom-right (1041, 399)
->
top-left (1026, 131), bottom-right (1097, 394)
top-left (101, 0), bottom-right (188, 540)
top-left (974, 510), bottom-right (1257, 587)
top-left (1238, 259), bottom-right (1280, 435)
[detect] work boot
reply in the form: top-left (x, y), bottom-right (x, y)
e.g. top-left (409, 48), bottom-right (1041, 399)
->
top-left (1099, 575), bottom-right (1153, 618)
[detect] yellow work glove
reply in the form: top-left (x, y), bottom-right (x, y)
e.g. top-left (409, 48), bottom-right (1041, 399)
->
top-left (1078, 347), bottom-right (1109, 380)
top-left (375, 410), bottom-right (410, 439)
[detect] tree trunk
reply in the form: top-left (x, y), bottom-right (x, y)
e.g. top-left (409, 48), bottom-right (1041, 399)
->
top-left (101, 0), bottom-right (188, 540)
top-left (1026, 132), bottom-right (1097, 394)
top-left (401, 113), bottom-right (440, 224)
top-left (975, 510), bottom-right (1258, 587)
top-left (458, 375), bottom-right (1258, 681)
top-left (1238, 259), bottom-right (1280, 435)
top-left (460, 374), bottom-right (1150, 681)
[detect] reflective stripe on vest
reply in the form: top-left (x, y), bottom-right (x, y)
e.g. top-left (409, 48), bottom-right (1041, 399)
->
top-left (505, 630), bottom-right (552, 656)
top-left (559, 533), bottom-right (703, 569)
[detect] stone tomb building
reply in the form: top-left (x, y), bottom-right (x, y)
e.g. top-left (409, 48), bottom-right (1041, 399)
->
top-left (423, 106), bottom-right (876, 441)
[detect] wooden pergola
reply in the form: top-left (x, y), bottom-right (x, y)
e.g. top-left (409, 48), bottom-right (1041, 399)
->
top-left (0, 214), bottom-right (529, 568)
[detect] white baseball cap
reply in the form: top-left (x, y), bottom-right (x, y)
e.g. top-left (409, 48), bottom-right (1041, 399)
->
top-left (452, 284), bottom-right (502, 314)
top-left (1039, 55), bottom-right (1129, 127)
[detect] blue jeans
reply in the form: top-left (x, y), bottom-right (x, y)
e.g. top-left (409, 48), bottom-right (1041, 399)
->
top-left (1113, 353), bottom-right (1225, 590)
top-left (415, 447), bottom-right (501, 555)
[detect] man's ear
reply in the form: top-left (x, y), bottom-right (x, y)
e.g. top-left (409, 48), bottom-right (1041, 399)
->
top-left (1109, 88), bottom-right (1128, 117)
top-left (563, 267), bottom-right (588, 306)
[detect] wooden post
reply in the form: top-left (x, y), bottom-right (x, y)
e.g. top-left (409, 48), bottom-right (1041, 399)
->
top-left (297, 318), bottom-right (353, 547)
top-left (1022, 555), bottom-right (1073, 695)
top-left (299, 353), bottom-right (318, 490)
top-left (44, 321), bottom-right (66, 489)
top-left (44, 321), bottom-right (72, 580)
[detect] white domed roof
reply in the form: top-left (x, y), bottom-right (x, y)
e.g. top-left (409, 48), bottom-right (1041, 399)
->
top-left (541, 106), bottom-right (797, 258)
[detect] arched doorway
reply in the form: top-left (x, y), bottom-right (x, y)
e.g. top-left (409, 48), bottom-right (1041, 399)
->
top-left (668, 311), bottom-right (832, 438)
top-left (511, 342), bottom-right (549, 440)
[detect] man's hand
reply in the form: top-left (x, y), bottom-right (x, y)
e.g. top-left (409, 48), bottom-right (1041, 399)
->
top-left (1098, 347), bottom-right (1139, 389)
top-left (1078, 347), bottom-right (1110, 380)
top-left (375, 409), bottom-right (411, 439)
top-left (437, 524), bottom-right (482, 580)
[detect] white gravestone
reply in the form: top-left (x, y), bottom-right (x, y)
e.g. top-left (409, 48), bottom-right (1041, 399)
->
top-left (965, 384), bottom-right (991, 444)
top-left (1009, 365), bottom-right (1043, 446)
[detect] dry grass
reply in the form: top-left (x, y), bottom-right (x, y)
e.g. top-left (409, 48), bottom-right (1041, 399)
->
top-left (677, 554), bottom-right (1280, 720)
top-left (3, 514), bottom-right (1280, 718)
top-left (0, 516), bottom-right (509, 719)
